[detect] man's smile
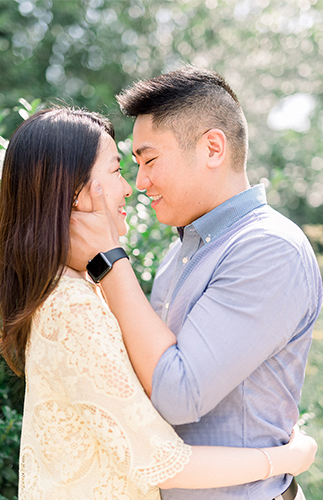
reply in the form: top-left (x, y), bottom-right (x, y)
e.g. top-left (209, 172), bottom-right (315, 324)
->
top-left (149, 194), bottom-right (162, 201)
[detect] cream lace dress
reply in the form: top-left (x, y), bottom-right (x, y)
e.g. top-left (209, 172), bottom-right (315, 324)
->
top-left (19, 276), bottom-right (191, 500)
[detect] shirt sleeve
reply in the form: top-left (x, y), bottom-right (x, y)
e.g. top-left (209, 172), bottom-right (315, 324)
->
top-left (151, 233), bottom-right (322, 425)
top-left (56, 283), bottom-right (191, 491)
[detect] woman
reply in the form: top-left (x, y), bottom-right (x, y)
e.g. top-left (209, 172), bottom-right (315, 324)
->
top-left (0, 108), bottom-right (316, 500)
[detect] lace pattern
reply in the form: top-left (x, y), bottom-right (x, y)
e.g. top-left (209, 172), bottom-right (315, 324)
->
top-left (19, 446), bottom-right (43, 500)
top-left (19, 276), bottom-right (191, 499)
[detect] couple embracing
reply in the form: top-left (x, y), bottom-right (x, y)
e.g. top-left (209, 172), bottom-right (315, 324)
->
top-left (0, 67), bottom-right (320, 500)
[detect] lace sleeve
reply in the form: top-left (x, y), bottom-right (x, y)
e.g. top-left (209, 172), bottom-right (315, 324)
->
top-left (54, 280), bottom-right (191, 492)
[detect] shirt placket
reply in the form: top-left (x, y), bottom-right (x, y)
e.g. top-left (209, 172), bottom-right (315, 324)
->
top-left (161, 226), bottom-right (202, 323)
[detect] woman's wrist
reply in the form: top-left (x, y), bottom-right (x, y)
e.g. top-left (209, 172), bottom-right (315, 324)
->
top-left (256, 448), bottom-right (273, 479)
top-left (257, 443), bottom-right (290, 479)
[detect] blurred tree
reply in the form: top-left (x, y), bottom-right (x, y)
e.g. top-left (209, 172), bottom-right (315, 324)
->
top-left (0, 0), bottom-right (323, 224)
top-left (1, 1), bottom-right (323, 498)
top-left (0, 361), bottom-right (23, 500)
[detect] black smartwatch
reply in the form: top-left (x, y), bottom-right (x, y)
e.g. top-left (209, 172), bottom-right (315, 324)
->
top-left (86, 248), bottom-right (129, 283)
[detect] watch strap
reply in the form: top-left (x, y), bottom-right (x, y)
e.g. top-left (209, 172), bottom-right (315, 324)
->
top-left (102, 247), bottom-right (129, 266)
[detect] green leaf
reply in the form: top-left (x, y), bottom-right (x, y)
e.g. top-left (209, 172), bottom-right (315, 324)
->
top-left (18, 109), bottom-right (30, 121)
top-left (30, 98), bottom-right (42, 114)
top-left (1, 466), bottom-right (17, 483)
top-left (18, 98), bottom-right (32, 112)
top-left (0, 109), bottom-right (10, 126)
top-left (0, 136), bottom-right (8, 150)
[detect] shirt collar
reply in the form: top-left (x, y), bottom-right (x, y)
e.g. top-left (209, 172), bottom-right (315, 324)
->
top-left (177, 184), bottom-right (267, 243)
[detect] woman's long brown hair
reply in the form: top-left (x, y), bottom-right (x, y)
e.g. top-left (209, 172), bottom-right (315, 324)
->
top-left (0, 108), bottom-right (115, 376)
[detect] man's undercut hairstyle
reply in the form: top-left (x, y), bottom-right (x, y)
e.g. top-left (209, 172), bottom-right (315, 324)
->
top-left (117, 66), bottom-right (248, 171)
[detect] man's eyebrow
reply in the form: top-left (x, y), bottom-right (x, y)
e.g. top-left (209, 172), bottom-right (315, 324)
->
top-left (132, 145), bottom-right (156, 157)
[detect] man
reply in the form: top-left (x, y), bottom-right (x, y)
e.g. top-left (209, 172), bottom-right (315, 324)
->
top-left (70, 67), bottom-right (322, 500)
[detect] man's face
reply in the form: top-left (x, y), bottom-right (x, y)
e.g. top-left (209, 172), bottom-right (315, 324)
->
top-left (132, 114), bottom-right (209, 227)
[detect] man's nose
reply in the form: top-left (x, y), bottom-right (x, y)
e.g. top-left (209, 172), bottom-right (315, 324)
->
top-left (136, 167), bottom-right (152, 191)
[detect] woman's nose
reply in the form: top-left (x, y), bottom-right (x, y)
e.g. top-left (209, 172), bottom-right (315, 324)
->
top-left (123, 177), bottom-right (133, 198)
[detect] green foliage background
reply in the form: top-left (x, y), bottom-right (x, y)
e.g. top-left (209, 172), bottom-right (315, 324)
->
top-left (0, 0), bottom-right (323, 498)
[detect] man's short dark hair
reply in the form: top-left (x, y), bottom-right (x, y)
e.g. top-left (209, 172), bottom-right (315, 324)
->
top-left (117, 66), bottom-right (248, 171)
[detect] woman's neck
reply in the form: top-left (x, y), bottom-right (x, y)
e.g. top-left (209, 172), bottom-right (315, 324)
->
top-left (62, 266), bottom-right (87, 280)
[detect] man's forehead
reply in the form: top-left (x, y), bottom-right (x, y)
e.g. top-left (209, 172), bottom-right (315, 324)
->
top-left (133, 116), bottom-right (177, 155)
top-left (133, 113), bottom-right (154, 133)
top-left (133, 113), bottom-right (169, 137)
top-left (132, 116), bottom-right (162, 156)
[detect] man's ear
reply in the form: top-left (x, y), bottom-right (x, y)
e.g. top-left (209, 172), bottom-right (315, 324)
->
top-left (204, 129), bottom-right (226, 168)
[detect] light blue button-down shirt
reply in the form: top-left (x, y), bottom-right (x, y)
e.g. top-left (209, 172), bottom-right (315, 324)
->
top-left (150, 185), bottom-right (322, 500)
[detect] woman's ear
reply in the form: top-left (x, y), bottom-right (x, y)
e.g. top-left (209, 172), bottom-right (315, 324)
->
top-left (204, 128), bottom-right (227, 169)
top-left (74, 183), bottom-right (92, 213)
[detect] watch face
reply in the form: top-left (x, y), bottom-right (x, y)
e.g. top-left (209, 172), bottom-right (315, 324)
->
top-left (86, 253), bottom-right (112, 282)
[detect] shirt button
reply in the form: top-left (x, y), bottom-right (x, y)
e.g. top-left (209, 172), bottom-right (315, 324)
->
top-left (182, 257), bottom-right (188, 264)
top-left (205, 237), bottom-right (211, 243)
top-left (165, 302), bottom-right (169, 310)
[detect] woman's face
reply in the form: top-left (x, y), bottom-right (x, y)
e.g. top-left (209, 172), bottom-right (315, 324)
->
top-left (77, 134), bottom-right (132, 236)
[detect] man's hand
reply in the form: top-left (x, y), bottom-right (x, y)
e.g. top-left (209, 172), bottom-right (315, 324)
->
top-left (68, 180), bottom-right (120, 271)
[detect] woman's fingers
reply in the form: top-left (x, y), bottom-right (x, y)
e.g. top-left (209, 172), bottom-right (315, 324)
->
top-left (288, 428), bottom-right (317, 476)
top-left (289, 423), bottom-right (299, 444)
top-left (90, 180), bottom-right (108, 214)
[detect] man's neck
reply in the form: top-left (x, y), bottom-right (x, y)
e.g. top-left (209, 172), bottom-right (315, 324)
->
top-left (205, 172), bottom-right (250, 216)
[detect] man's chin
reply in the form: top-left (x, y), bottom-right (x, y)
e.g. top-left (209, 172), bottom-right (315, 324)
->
top-left (155, 212), bottom-right (189, 228)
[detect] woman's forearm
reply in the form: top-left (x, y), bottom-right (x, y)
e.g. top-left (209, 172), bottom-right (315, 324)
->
top-left (160, 432), bottom-right (317, 489)
top-left (100, 257), bottom-right (176, 396)
top-left (160, 445), bottom-right (275, 489)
